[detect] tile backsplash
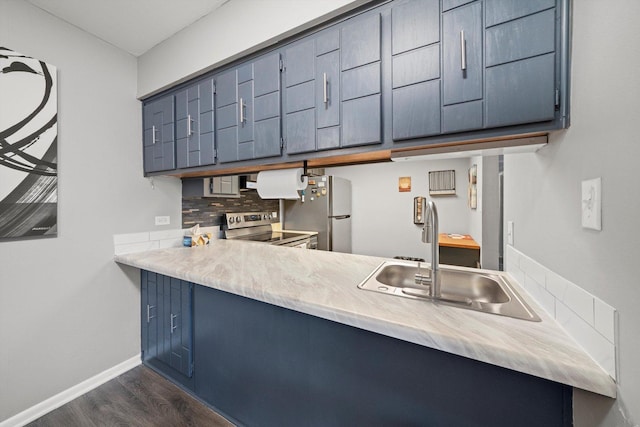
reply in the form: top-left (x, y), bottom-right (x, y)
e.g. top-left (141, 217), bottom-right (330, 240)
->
top-left (506, 245), bottom-right (617, 380)
top-left (113, 226), bottom-right (220, 255)
top-left (182, 190), bottom-right (278, 228)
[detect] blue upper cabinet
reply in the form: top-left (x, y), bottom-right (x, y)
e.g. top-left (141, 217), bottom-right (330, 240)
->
top-left (283, 10), bottom-right (382, 154)
top-left (216, 53), bottom-right (282, 163)
top-left (390, 0), bottom-right (441, 141)
top-left (283, 29), bottom-right (341, 154)
top-left (175, 78), bottom-right (216, 169)
top-left (143, 95), bottom-right (175, 173)
top-left (142, 0), bottom-right (569, 175)
top-left (391, 0), bottom-right (563, 140)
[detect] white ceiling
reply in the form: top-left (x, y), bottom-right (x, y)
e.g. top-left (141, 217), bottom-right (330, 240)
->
top-left (26, 0), bottom-right (229, 56)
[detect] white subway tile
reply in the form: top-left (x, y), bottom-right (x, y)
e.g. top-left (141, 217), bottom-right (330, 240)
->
top-left (594, 298), bottom-right (616, 344)
top-left (545, 271), bottom-right (570, 300)
top-left (505, 245), bottom-right (521, 269)
top-left (524, 275), bottom-right (556, 317)
top-left (158, 238), bottom-right (183, 249)
top-left (520, 256), bottom-right (546, 287)
top-left (506, 267), bottom-right (525, 290)
top-left (150, 228), bottom-right (185, 241)
top-left (556, 301), bottom-right (616, 379)
top-left (113, 232), bottom-right (150, 245)
top-left (114, 240), bottom-right (159, 255)
top-left (562, 281), bottom-right (595, 326)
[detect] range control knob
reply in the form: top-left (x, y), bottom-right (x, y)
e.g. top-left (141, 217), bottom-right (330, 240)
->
top-left (268, 214), bottom-right (272, 219)
top-left (263, 214), bottom-right (268, 220)
top-left (235, 216), bottom-right (241, 223)
top-left (229, 217), bottom-right (235, 223)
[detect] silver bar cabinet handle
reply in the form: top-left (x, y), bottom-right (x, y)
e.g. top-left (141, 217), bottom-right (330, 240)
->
top-left (460, 30), bottom-right (467, 71)
top-left (146, 304), bottom-right (155, 322)
top-left (239, 98), bottom-right (245, 123)
top-left (323, 72), bottom-right (328, 104)
top-left (151, 125), bottom-right (157, 144)
top-left (187, 114), bottom-right (192, 136)
top-left (170, 313), bottom-right (177, 333)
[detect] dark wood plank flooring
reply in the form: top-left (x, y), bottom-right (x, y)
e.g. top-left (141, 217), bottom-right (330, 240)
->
top-left (28, 365), bottom-right (234, 427)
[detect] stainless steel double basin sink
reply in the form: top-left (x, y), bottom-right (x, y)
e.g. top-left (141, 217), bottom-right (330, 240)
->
top-left (358, 261), bottom-right (540, 321)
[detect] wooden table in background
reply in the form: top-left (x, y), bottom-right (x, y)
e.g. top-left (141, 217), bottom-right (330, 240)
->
top-left (438, 233), bottom-right (480, 268)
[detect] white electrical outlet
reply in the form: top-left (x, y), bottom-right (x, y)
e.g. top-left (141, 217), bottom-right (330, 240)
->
top-left (155, 216), bottom-right (170, 226)
top-left (507, 221), bottom-right (514, 245)
top-left (581, 178), bottom-right (601, 230)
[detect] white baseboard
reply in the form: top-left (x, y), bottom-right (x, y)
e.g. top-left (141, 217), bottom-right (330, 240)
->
top-left (0, 354), bottom-right (141, 427)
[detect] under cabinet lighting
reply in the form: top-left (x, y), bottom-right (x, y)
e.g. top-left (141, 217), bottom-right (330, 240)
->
top-left (391, 135), bottom-right (548, 162)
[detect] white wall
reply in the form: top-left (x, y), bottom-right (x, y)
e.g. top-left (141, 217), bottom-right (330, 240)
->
top-left (137, 0), bottom-right (370, 98)
top-left (327, 159), bottom-right (475, 260)
top-left (480, 156), bottom-right (500, 270)
top-left (504, 1), bottom-right (640, 425)
top-left (0, 1), bottom-right (181, 422)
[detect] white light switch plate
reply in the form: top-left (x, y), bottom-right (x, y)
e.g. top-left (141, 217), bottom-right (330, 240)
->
top-left (155, 216), bottom-right (170, 226)
top-left (581, 178), bottom-right (601, 230)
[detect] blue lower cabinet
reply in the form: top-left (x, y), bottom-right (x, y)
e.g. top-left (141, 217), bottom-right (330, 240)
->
top-left (192, 284), bottom-right (572, 427)
top-left (141, 274), bottom-right (571, 425)
top-left (141, 271), bottom-right (194, 390)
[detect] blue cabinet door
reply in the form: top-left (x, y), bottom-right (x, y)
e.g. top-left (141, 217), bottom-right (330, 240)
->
top-left (216, 53), bottom-right (281, 163)
top-left (442, 0), bottom-right (483, 134)
top-left (253, 53), bottom-right (282, 159)
top-left (283, 28), bottom-right (341, 154)
top-left (284, 11), bottom-right (382, 153)
top-left (198, 78), bottom-right (216, 166)
top-left (168, 278), bottom-right (193, 377)
top-left (316, 48), bottom-right (341, 150)
top-left (143, 96), bottom-right (175, 173)
top-left (391, 0), bottom-right (441, 141)
top-left (340, 12), bottom-right (382, 147)
top-left (485, 4), bottom-right (557, 127)
top-left (176, 79), bottom-right (216, 168)
top-left (141, 270), bottom-right (158, 360)
top-left (141, 271), bottom-right (193, 380)
top-left (215, 68), bottom-right (239, 163)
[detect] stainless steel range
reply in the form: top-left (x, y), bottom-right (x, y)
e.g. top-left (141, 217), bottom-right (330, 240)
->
top-left (223, 212), bottom-right (317, 249)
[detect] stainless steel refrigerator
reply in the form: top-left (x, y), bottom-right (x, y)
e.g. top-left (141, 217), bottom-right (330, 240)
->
top-left (282, 176), bottom-right (351, 252)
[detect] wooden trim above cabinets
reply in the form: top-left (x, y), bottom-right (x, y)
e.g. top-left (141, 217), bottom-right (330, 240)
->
top-left (170, 150), bottom-right (393, 178)
top-left (307, 150), bottom-right (391, 168)
top-left (168, 132), bottom-right (548, 178)
top-left (170, 161), bottom-right (306, 178)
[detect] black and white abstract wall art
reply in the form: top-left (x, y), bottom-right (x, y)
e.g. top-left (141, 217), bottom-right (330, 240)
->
top-left (0, 47), bottom-right (57, 239)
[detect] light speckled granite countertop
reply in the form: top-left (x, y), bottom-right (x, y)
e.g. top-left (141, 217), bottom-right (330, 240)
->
top-left (114, 240), bottom-right (616, 398)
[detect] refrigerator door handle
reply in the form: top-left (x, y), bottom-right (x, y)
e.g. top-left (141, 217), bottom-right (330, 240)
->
top-left (330, 215), bottom-right (351, 220)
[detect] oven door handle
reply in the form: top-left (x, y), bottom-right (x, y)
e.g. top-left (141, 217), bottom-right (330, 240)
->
top-left (330, 215), bottom-right (351, 220)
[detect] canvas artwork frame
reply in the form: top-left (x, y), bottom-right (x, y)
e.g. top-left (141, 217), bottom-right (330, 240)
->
top-left (0, 47), bottom-right (58, 239)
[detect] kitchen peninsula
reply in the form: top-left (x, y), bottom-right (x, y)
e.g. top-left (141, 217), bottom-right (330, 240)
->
top-left (115, 240), bottom-right (614, 426)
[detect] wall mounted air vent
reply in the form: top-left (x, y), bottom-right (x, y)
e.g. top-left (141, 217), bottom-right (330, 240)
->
top-left (429, 170), bottom-right (456, 195)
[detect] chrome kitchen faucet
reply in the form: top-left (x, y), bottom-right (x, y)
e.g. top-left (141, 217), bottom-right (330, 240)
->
top-left (415, 200), bottom-right (441, 298)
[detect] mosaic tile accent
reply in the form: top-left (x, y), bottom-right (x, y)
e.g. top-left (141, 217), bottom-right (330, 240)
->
top-left (182, 190), bottom-right (278, 228)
